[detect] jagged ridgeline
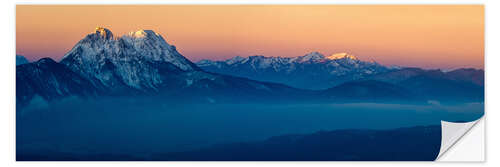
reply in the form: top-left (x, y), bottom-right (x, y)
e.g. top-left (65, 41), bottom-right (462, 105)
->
top-left (197, 52), bottom-right (390, 90)
top-left (16, 27), bottom-right (312, 107)
top-left (16, 27), bottom-right (484, 108)
top-left (197, 52), bottom-right (484, 93)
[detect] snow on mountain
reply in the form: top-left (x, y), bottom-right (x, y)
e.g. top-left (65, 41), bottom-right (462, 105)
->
top-left (16, 27), bottom-right (485, 106)
top-left (225, 56), bottom-right (246, 65)
top-left (60, 27), bottom-right (199, 91)
top-left (14, 27), bottom-right (310, 103)
top-left (292, 52), bottom-right (325, 63)
top-left (196, 52), bottom-right (389, 89)
top-left (326, 53), bottom-right (358, 60)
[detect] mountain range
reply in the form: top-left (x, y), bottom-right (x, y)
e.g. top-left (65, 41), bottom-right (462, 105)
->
top-left (16, 27), bottom-right (484, 108)
top-left (197, 53), bottom-right (484, 102)
top-left (197, 52), bottom-right (390, 90)
top-left (16, 27), bottom-right (309, 107)
top-left (197, 53), bottom-right (483, 91)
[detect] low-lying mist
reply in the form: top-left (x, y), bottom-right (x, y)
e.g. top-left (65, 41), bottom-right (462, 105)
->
top-left (17, 96), bottom-right (484, 158)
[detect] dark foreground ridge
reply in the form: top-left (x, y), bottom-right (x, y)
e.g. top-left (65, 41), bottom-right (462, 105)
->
top-left (18, 125), bottom-right (441, 161)
top-left (155, 125), bottom-right (441, 161)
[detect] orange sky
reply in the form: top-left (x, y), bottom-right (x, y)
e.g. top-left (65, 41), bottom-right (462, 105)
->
top-left (16, 5), bottom-right (484, 69)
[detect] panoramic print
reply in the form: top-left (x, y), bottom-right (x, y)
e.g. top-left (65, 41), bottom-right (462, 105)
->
top-left (16, 5), bottom-right (484, 161)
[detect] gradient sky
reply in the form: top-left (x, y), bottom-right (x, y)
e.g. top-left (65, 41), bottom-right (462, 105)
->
top-left (16, 5), bottom-right (484, 69)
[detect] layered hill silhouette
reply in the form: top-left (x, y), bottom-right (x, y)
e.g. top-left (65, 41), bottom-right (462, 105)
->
top-left (156, 125), bottom-right (441, 161)
top-left (17, 125), bottom-right (441, 161)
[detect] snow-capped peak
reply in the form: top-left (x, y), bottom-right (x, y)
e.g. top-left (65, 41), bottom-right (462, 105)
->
top-left (326, 53), bottom-right (358, 60)
top-left (225, 56), bottom-right (246, 65)
top-left (94, 26), bottom-right (114, 39)
top-left (63, 27), bottom-right (196, 71)
top-left (128, 29), bottom-right (160, 39)
top-left (60, 27), bottom-right (199, 90)
top-left (294, 52), bottom-right (325, 62)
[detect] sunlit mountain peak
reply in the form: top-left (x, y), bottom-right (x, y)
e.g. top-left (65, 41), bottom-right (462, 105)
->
top-left (128, 29), bottom-right (160, 38)
top-left (326, 53), bottom-right (357, 60)
top-left (94, 26), bottom-right (113, 39)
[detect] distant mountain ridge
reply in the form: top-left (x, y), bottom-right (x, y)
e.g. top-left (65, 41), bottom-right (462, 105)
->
top-left (197, 52), bottom-right (390, 90)
top-left (322, 80), bottom-right (413, 102)
top-left (197, 54), bottom-right (484, 102)
top-left (366, 67), bottom-right (484, 102)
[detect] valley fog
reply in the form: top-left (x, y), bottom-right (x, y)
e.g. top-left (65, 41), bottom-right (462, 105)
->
top-left (17, 97), bottom-right (484, 158)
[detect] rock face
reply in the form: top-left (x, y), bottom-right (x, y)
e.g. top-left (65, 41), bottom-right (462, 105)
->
top-left (196, 52), bottom-right (389, 90)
